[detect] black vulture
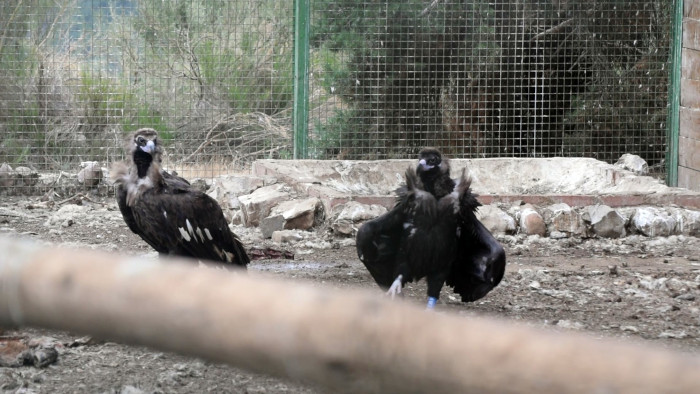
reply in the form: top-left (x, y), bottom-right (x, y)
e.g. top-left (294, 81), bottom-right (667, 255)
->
top-left (112, 128), bottom-right (249, 267)
top-left (356, 148), bottom-right (505, 308)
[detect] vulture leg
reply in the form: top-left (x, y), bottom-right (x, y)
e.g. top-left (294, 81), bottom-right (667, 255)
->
top-left (386, 274), bottom-right (403, 298)
top-left (425, 271), bottom-right (448, 309)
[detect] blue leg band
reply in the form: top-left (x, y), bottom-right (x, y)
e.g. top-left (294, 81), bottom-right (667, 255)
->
top-left (427, 297), bottom-right (437, 309)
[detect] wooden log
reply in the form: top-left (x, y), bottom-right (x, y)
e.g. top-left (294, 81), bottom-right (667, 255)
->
top-left (1, 236), bottom-right (699, 394)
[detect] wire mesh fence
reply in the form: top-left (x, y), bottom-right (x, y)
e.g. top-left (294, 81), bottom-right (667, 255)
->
top-left (0, 0), bottom-right (294, 194)
top-left (308, 0), bottom-right (672, 169)
top-left (0, 0), bottom-right (672, 195)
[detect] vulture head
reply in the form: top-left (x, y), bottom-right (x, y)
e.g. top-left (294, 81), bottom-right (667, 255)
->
top-left (417, 147), bottom-right (449, 179)
top-left (416, 147), bottom-right (453, 198)
top-left (111, 128), bottom-right (165, 206)
top-left (127, 128), bottom-right (165, 180)
top-left (130, 128), bottom-right (162, 160)
top-left (417, 147), bottom-right (443, 172)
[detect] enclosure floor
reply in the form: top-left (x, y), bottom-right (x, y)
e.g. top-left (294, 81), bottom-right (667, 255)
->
top-left (1, 196), bottom-right (699, 393)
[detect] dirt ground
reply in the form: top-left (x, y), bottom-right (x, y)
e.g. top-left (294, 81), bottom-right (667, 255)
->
top-left (1, 195), bottom-right (699, 394)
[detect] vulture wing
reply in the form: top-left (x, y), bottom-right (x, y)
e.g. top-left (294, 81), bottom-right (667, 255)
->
top-left (162, 170), bottom-right (190, 188)
top-left (116, 185), bottom-right (139, 234)
top-left (116, 168), bottom-right (194, 255)
top-left (446, 179), bottom-right (506, 302)
top-left (116, 185), bottom-right (169, 254)
top-left (356, 199), bottom-right (406, 288)
top-left (130, 186), bottom-right (249, 267)
top-left (357, 168), bottom-right (456, 290)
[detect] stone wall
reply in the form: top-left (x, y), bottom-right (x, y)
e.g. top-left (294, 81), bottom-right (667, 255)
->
top-left (210, 174), bottom-right (700, 240)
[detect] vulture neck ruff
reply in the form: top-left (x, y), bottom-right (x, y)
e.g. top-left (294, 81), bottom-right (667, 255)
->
top-left (122, 146), bottom-right (163, 207)
top-left (133, 148), bottom-right (154, 178)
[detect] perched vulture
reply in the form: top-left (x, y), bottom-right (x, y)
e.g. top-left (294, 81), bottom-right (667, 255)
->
top-left (112, 128), bottom-right (249, 267)
top-left (356, 148), bottom-right (506, 308)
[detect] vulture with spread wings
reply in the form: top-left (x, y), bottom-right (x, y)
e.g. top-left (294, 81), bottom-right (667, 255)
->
top-left (112, 128), bottom-right (249, 267)
top-left (356, 148), bottom-right (505, 308)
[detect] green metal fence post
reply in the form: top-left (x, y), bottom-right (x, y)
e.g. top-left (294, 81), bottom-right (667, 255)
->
top-left (293, 0), bottom-right (310, 159)
top-left (667, 0), bottom-right (682, 187)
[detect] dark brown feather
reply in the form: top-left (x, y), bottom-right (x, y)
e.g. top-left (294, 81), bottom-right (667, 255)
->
top-left (114, 129), bottom-right (249, 267)
top-left (357, 149), bottom-right (506, 305)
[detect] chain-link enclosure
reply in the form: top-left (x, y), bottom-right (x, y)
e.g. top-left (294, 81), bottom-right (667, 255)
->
top-left (0, 0), bottom-right (294, 193)
top-left (0, 0), bottom-right (673, 194)
top-left (308, 0), bottom-right (672, 169)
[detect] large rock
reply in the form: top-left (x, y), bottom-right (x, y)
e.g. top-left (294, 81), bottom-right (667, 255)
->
top-left (615, 153), bottom-right (648, 175)
top-left (271, 229), bottom-right (305, 243)
top-left (37, 171), bottom-right (78, 195)
top-left (269, 197), bottom-right (324, 231)
top-left (208, 176), bottom-right (269, 211)
top-left (544, 203), bottom-right (586, 237)
top-left (519, 205), bottom-right (546, 236)
top-left (476, 205), bottom-right (516, 235)
top-left (583, 205), bottom-right (626, 238)
top-left (331, 201), bottom-right (387, 236)
top-left (14, 166), bottom-right (39, 187)
top-left (237, 185), bottom-right (291, 227)
top-left (77, 161), bottom-right (102, 187)
top-left (259, 215), bottom-right (286, 238)
top-left (0, 163), bottom-right (14, 188)
top-left (669, 208), bottom-right (700, 236)
top-left (187, 177), bottom-right (211, 193)
top-left (630, 207), bottom-right (676, 237)
top-left (230, 210), bottom-right (245, 226)
top-left (44, 204), bottom-right (88, 228)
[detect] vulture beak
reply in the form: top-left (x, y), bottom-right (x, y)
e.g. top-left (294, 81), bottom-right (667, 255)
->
top-left (419, 159), bottom-right (434, 170)
top-left (141, 140), bottom-right (156, 154)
